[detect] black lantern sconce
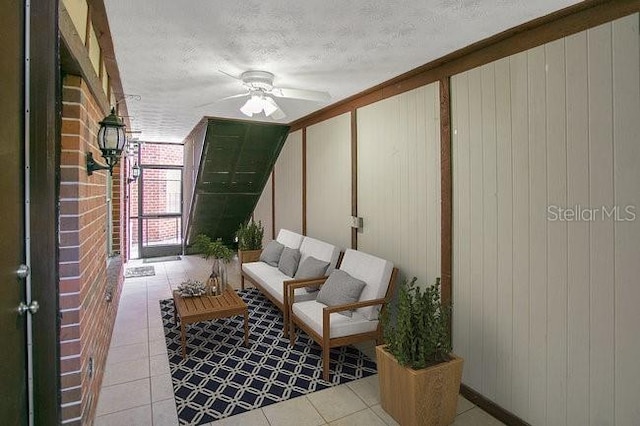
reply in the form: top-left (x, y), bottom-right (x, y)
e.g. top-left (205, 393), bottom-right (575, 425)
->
top-left (86, 107), bottom-right (127, 176)
top-left (128, 162), bottom-right (141, 183)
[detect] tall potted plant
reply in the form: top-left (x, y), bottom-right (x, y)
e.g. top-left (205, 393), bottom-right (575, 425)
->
top-left (235, 219), bottom-right (264, 264)
top-left (377, 277), bottom-right (463, 426)
top-left (193, 234), bottom-right (234, 295)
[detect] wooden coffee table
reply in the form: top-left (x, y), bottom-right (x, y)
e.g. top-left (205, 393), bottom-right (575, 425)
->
top-left (172, 288), bottom-right (249, 358)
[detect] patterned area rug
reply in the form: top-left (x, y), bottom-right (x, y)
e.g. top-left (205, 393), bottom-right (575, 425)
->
top-left (124, 266), bottom-right (155, 278)
top-left (160, 288), bottom-right (377, 425)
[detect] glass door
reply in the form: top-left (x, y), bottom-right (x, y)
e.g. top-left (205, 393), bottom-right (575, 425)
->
top-left (139, 166), bottom-right (183, 258)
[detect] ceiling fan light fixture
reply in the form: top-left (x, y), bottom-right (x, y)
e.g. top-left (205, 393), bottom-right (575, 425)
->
top-left (240, 94), bottom-right (264, 116)
top-left (263, 96), bottom-right (279, 117)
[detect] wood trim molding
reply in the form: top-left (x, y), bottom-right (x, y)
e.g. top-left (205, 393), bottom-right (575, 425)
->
top-left (289, 0), bottom-right (639, 131)
top-left (60, 3), bottom-right (110, 114)
top-left (439, 78), bottom-right (452, 324)
top-left (460, 384), bottom-right (531, 426)
top-left (271, 170), bottom-right (276, 240)
top-left (350, 109), bottom-right (358, 250)
top-left (86, 0), bottom-right (130, 123)
top-left (302, 128), bottom-right (307, 235)
top-left (30, 0), bottom-right (61, 422)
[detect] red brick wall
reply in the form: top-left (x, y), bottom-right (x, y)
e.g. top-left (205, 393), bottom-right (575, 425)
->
top-left (59, 75), bottom-right (125, 425)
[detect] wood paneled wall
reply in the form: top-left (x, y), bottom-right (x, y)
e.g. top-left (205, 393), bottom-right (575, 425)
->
top-left (274, 130), bottom-right (303, 234)
top-left (357, 84), bottom-right (441, 286)
top-left (451, 14), bottom-right (640, 425)
top-left (306, 113), bottom-right (352, 250)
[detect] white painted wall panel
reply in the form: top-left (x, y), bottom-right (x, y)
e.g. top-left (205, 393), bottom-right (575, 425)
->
top-left (306, 113), bottom-right (351, 250)
top-left (612, 14), bottom-right (640, 426)
top-left (587, 22), bottom-right (615, 426)
top-left (357, 84), bottom-right (441, 286)
top-left (544, 38), bottom-right (568, 426)
top-left (452, 13), bottom-right (640, 426)
top-left (253, 173), bottom-right (273, 246)
top-left (274, 131), bottom-right (303, 235)
top-left (564, 30), bottom-right (590, 426)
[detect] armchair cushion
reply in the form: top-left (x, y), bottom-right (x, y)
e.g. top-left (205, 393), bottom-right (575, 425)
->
top-left (316, 269), bottom-right (366, 317)
top-left (298, 236), bottom-right (341, 273)
top-left (243, 261), bottom-right (316, 304)
top-left (278, 247), bottom-right (301, 277)
top-left (292, 300), bottom-right (378, 338)
top-left (276, 229), bottom-right (305, 249)
top-left (339, 249), bottom-right (394, 320)
top-left (259, 240), bottom-right (284, 267)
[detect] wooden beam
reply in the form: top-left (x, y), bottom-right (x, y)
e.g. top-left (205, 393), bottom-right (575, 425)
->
top-left (289, 0), bottom-right (639, 131)
top-left (271, 170), bottom-right (276, 240)
top-left (350, 110), bottom-right (358, 250)
top-left (302, 128), bottom-right (307, 235)
top-left (439, 78), bottom-right (453, 336)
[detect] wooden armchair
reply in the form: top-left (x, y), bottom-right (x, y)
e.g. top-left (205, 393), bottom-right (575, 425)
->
top-left (287, 249), bottom-right (398, 381)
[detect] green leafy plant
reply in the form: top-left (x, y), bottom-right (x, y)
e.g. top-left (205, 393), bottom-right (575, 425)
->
top-left (193, 234), bottom-right (234, 262)
top-left (236, 219), bottom-right (264, 251)
top-left (381, 277), bottom-right (451, 369)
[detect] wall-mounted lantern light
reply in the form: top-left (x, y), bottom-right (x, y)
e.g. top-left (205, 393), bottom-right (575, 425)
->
top-left (128, 162), bottom-right (140, 183)
top-left (86, 107), bottom-right (127, 176)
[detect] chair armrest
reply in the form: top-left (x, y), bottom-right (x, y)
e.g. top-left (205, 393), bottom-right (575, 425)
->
top-left (322, 297), bottom-right (387, 314)
top-left (286, 277), bottom-right (329, 309)
top-left (320, 297), bottom-right (387, 341)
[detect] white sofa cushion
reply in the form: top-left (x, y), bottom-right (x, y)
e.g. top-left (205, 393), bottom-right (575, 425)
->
top-left (292, 300), bottom-right (378, 339)
top-left (339, 249), bottom-right (394, 320)
top-left (242, 261), bottom-right (317, 305)
top-left (298, 236), bottom-right (341, 273)
top-left (276, 229), bottom-right (304, 249)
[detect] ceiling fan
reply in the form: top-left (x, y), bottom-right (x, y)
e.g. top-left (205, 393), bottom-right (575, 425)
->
top-left (216, 70), bottom-right (331, 120)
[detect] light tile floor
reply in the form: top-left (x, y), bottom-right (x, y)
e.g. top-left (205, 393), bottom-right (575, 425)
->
top-left (95, 255), bottom-right (503, 426)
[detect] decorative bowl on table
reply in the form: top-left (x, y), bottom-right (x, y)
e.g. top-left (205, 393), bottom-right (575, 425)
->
top-left (176, 280), bottom-right (207, 297)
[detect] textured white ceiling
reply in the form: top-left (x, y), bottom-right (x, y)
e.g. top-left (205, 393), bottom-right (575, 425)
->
top-left (104, 0), bottom-right (579, 142)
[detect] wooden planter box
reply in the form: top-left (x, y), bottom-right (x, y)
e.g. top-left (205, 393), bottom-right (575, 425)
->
top-left (376, 345), bottom-right (464, 426)
top-left (238, 249), bottom-right (261, 264)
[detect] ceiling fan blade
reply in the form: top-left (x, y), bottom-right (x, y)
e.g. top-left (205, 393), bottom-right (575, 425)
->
top-left (195, 92), bottom-right (249, 108)
top-left (220, 92), bottom-right (250, 101)
top-left (271, 87), bottom-right (331, 102)
top-left (218, 70), bottom-right (241, 80)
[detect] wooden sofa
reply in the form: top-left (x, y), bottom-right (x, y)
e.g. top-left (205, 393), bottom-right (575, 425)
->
top-left (240, 229), bottom-right (341, 332)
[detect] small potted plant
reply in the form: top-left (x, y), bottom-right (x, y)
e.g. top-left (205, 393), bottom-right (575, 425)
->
top-left (235, 219), bottom-right (264, 264)
top-left (377, 277), bottom-right (464, 426)
top-left (193, 234), bottom-right (235, 295)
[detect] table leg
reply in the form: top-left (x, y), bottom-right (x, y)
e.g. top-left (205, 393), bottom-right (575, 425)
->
top-left (181, 321), bottom-right (186, 358)
top-left (243, 310), bottom-right (249, 347)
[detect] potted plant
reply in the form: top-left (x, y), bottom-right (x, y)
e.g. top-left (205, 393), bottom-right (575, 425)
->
top-left (193, 234), bottom-right (235, 295)
top-left (377, 277), bottom-right (463, 426)
top-left (235, 219), bottom-right (264, 264)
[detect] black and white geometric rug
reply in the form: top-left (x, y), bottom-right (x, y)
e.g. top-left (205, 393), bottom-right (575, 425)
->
top-left (160, 288), bottom-right (377, 425)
